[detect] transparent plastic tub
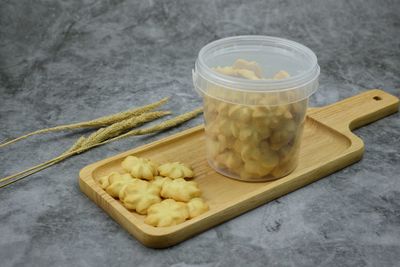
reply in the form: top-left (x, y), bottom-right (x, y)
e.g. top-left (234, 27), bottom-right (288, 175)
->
top-left (193, 36), bottom-right (320, 181)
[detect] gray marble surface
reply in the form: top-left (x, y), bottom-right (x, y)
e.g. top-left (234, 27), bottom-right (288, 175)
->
top-left (0, 0), bottom-right (399, 266)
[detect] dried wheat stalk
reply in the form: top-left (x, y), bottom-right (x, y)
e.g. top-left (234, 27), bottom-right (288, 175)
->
top-left (103, 107), bottom-right (203, 143)
top-left (0, 108), bottom-right (203, 189)
top-left (0, 97), bottom-right (169, 148)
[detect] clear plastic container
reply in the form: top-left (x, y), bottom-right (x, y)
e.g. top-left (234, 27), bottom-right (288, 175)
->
top-left (193, 36), bottom-right (320, 181)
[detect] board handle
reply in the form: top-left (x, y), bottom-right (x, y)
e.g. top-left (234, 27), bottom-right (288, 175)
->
top-left (308, 89), bottom-right (399, 133)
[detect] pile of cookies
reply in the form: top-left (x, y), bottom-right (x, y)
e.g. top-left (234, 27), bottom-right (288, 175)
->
top-left (203, 59), bottom-right (307, 181)
top-left (98, 156), bottom-right (209, 227)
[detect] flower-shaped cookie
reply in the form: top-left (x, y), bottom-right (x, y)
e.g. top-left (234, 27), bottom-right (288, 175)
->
top-left (270, 105), bottom-right (293, 120)
top-left (204, 97), bottom-right (218, 120)
top-left (216, 134), bottom-right (235, 151)
top-left (206, 138), bottom-right (222, 159)
top-left (98, 172), bottom-right (119, 189)
top-left (100, 172), bottom-right (137, 198)
top-left (158, 162), bottom-right (194, 179)
top-left (216, 101), bottom-right (230, 116)
top-left (119, 180), bottom-right (161, 214)
top-left (187, 198), bottom-right (209, 219)
top-left (144, 199), bottom-right (189, 227)
top-left (214, 66), bottom-right (260, 80)
top-left (243, 159), bottom-right (274, 177)
top-left (161, 178), bottom-right (201, 202)
top-left (232, 59), bottom-right (263, 78)
top-left (121, 156), bottom-right (158, 180)
top-left (107, 180), bottom-right (139, 198)
top-left (228, 105), bottom-right (252, 123)
top-left (151, 176), bottom-right (171, 189)
top-left (273, 70), bottom-right (290, 80)
top-left (215, 150), bottom-right (242, 170)
top-left (236, 126), bottom-right (262, 144)
top-left (240, 143), bottom-right (262, 161)
top-left (217, 118), bottom-right (239, 138)
top-left (108, 172), bottom-right (133, 184)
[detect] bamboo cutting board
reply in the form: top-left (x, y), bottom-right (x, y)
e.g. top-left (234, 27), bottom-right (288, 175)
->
top-left (79, 89), bottom-right (399, 248)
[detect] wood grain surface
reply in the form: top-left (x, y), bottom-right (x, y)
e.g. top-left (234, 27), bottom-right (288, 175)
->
top-left (79, 89), bottom-right (399, 248)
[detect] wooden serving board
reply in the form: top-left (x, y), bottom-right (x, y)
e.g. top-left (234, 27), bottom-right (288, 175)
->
top-left (79, 89), bottom-right (399, 248)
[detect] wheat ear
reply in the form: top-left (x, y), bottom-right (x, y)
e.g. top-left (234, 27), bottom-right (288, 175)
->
top-left (0, 108), bottom-right (202, 189)
top-left (0, 111), bottom-right (171, 187)
top-left (101, 107), bottom-right (203, 143)
top-left (0, 97), bottom-right (169, 148)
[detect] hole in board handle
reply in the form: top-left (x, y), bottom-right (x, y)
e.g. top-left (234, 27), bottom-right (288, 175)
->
top-left (373, 96), bottom-right (382, 101)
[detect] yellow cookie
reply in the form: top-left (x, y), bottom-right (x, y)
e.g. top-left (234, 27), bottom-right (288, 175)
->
top-left (206, 138), bottom-right (223, 159)
top-left (161, 178), bottom-right (201, 202)
top-left (98, 172), bottom-right (131, 189)
top-left (228, 105), bottom-right (252, 122)
top-left (187, 198), bottom-right (209, 219)
top-left (97, 172), bottom-right (115, 189)
top-left (151, 176), bottom-right (172, 189)
top-left (273, 70), bottom-right (290, 80)
top-left (215, 150), bottom-right (242, 170)
top-left (232, 59), bottom-right (263, 78)
top-left (158, 162), bottom-right (194, 179)
top-left (216, 101), bottom-right (230, 116)
top-left (119, 180), bottom-right (161, 214)
top-left (216, 117), bottom-right (238, 138)
top-left (108, 173), bottom-right (133, 184)
top-left (121, 156), bottom-right (158, 180)
top-left (243, 159), bottom-right (274, 177)
top-left (101, 172), bottom-right (137, 198)
top-left (145, 199), bottom-right (189, 227)
top-left (214, 66), bottom-right (260, 80)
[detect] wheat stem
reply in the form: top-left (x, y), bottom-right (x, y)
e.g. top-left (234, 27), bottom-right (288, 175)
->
top-left (0, 97), bottom-right (169, 148)
top-left (78, 111), bottom-right (170, 149)
top-left (0, 108), bottom-right (202, 189)
top-left (102, 107), bottom-right (203, 143)
top-left (0, 157), bottom-right (66, 188)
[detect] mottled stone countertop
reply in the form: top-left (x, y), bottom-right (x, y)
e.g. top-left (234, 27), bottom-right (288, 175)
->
top-left (0, 0), bottom-right (399, 266)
